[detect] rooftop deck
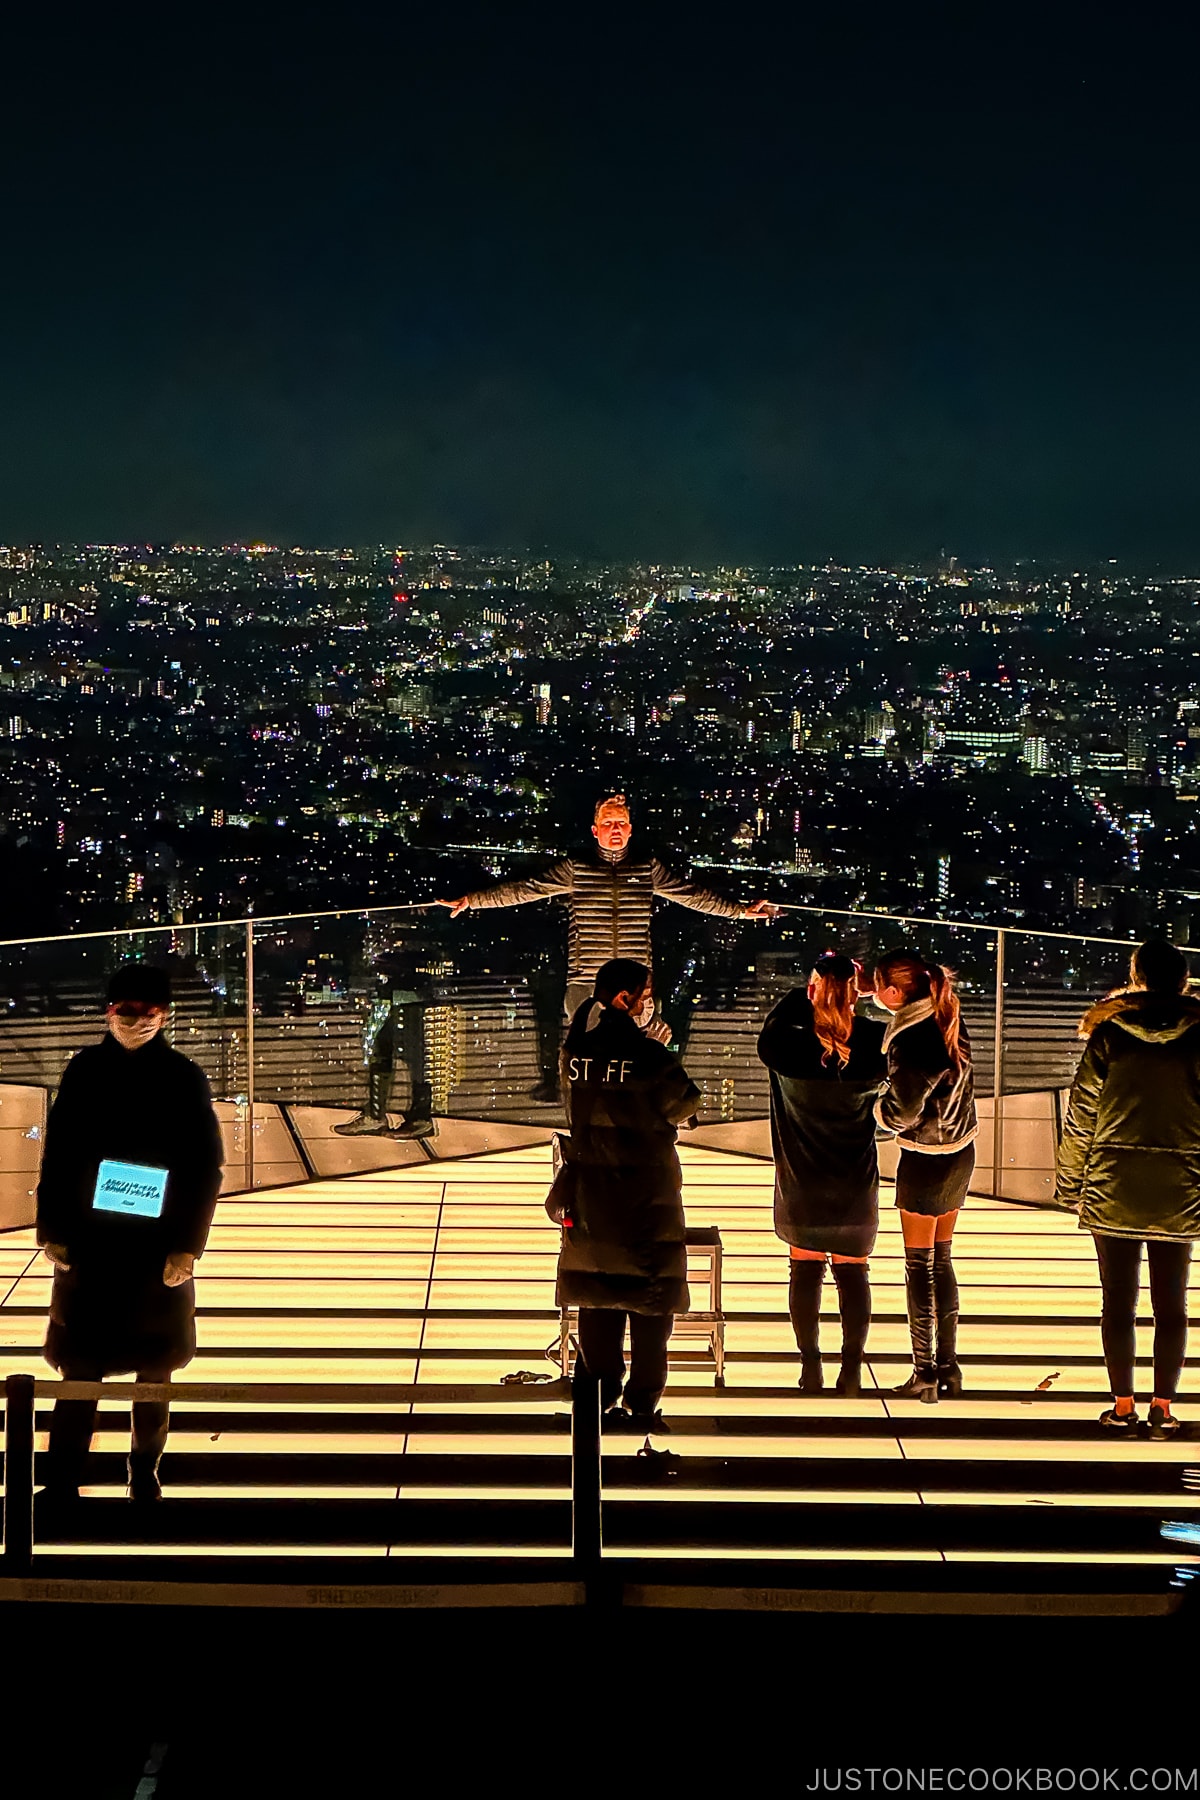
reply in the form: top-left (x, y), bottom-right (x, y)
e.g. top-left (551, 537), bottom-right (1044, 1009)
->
top-left (3, 1141), bottom-right (1196, 1607)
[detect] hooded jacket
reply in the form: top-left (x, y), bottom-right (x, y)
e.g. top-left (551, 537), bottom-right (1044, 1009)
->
top-left (1055, 989), bottom-right (1200, 1241)
top-left (36, 1032), bottom-right (224, 1373)
top-left (874, 998), bottom-right (978, 1154)
top-left (757, 990), bottom-right (887, 1255)
top-left (552, 1000), bottom-right (702, 1314)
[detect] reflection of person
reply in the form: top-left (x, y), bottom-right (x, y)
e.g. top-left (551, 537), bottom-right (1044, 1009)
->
top-left (439, 793), bottom-right (778, 1093)
top-left (548, 958), bottom-right (702, 1433)
top-left (1056, 938), bottom-right (1200, 1439)
top-left (757, 953), bottom-right (886, 1397)
top-left (335, 928), bottom-right (435, 1139)
top-left (36, 964), bottom-right (224, 1502)
top-left (873, 950), bottom-right (977, 1404)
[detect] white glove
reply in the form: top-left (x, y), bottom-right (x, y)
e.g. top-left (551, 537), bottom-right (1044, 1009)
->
top-left (43, 1243), bottom-right (70, 1270)
top-left (163, 1252), bottom-right (195, 1288)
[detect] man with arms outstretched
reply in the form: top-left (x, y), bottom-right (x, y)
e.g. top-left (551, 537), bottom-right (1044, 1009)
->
top-left (439, 794), bottom-right (778, 1093)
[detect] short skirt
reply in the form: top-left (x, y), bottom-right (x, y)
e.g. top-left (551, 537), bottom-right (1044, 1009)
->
top-left (894, 1143), bottom-right (975, 1218)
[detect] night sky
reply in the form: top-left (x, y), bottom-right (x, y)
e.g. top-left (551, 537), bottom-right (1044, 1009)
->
top-left (4, 5), bottom-right (1200, 565)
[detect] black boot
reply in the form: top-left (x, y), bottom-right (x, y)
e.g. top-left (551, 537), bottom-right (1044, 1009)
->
top-left (832, 1260), bottom-right (871, 1396)
top-left (127, 1454), bottom-right (163, 1503)
top-left (894, 1246), bottom-right (938, 1403)
top-left (788, 1258), bottom-right (825, 1392)
top-left (933, 1240), bottom-right (962, 1397)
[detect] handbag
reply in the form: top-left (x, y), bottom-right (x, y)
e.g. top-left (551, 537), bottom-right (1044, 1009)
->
top-left (545, 1132), bottom-right (577, 1226)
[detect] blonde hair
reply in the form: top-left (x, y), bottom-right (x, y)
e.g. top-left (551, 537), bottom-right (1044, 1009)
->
top-left (810, 951), bottom-right (858, 1067)
top-left (876, 949), bottom-right (964, 1070)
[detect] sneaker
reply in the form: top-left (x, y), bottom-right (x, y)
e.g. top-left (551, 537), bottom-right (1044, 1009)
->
top-left (799, 1359), bottom-right (824, 1395)
top-left (1148, 1404), bottom-right (1181, 1440)
top-left (527, 1078), bottom-right (561, 1104)
top-left (334, 1112), bottom-right (391, 1137)
top-left (1099, 1405), bottom-right (1140, 1432)
top-left (835, 1366), bottom-right (862, 1398)
top-left (387, 1115), bottom-right (436, 1140)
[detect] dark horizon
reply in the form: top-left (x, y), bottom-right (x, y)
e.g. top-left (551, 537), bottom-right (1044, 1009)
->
top-left (4, 6), bottom-right (1200, 566)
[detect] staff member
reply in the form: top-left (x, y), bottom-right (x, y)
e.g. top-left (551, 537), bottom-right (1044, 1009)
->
top-left (37, 963), bottom-right (224, 1502)
top-left (549, 957), bottom-right (702, 1432)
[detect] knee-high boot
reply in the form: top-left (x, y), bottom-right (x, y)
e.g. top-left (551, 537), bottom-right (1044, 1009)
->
top-left (831, 1261), bottom-right (871, 1396)
top-left (788, 1259), bottom-right (825, 1393)
top-left (933, 1240), bottom-right (962, 1396)
top-left (894, 1245), bottom-right (938, 1402)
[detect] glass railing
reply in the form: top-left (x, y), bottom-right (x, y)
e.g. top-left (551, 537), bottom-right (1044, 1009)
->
top-left (0, 895), bottom-right (1189, 1215)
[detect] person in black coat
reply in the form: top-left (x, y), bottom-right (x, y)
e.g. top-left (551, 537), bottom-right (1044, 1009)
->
top-left (37, 963), bottom-right (224, 1501)
top-left (549, 957), bottom-right (702, 1430)
top-left (757, 952), bottom-right (887, 1396)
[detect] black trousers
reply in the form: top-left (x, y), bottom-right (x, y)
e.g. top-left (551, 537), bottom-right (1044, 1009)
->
top-left (46, 1360), bottom-right (174, 1487)
top-left (1093, 1234), bottom-right (1192, 1400)
top-left (576, 1308), bottom-right (673, 1416)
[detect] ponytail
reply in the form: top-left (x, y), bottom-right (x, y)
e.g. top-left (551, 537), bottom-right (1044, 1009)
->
top-left (810, 950), bottom-right (859, 1068)
top-left (876, 948), bottom-right (964, 1070)
top-left (928, 964), bottom-right (964, 1071)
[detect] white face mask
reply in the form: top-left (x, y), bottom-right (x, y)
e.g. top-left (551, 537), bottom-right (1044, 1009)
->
top-left (633, 992), bottom-right (656, 1029)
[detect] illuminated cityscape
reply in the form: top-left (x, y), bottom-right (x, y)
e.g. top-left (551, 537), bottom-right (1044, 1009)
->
top-left (2, 540), bottom-right (1198, 943)
top-left (5, 0), bottom-right (1200, 1764)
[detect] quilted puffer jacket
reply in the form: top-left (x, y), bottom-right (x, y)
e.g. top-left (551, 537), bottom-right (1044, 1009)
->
top-left (463, 852), bottom-right (744, 986)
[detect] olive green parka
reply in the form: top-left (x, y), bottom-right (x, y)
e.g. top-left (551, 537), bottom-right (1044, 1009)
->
top-left (1056, 989), bottom-right (1200, 1241)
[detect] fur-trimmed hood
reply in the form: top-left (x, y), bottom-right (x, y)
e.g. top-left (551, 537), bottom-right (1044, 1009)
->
top-left (1078, 988), bottom-right (1200, 1043)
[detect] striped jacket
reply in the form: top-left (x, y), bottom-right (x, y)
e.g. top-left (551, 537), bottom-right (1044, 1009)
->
top-left (463, 853), bottom-right (744, 985)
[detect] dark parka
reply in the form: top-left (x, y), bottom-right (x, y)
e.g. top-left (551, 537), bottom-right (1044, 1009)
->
top-left (757, 991), bottom-right (887, 1256)
top-left (36, 1032), bottom-right (224, 1374)
top-left (1056, 991), bottom-right (1200, 1242)
top-left (552, 1001), bottom-right (702, 1315)
top-left (875, 1001), bottom-right (978, 1153)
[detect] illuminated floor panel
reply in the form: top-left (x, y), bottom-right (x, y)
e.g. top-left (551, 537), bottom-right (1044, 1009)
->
top-left (8, 1141), bottom-right (1196, 1572)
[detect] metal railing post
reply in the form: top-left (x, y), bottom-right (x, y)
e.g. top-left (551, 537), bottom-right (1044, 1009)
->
top-left (4, 1373), bottom-right (36, 1576)
top-left (245, 919), bottom-right (256, 1193)
top-left (992, 929), bottom-right (1007, 1199)
top-left (570, 1365), bottom-right (602, 1595)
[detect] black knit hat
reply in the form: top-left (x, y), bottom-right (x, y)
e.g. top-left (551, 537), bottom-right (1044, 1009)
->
top-left (106, 963), bottom-right (171, 1008)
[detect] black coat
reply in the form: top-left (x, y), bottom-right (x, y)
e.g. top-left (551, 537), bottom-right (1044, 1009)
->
top-left (553, 1001), bottom-right (702, 1314)
top-left (876, 1001), bottom-right (978, 1154)
top-left (757, 991), bottom-right (887, 1256)
top-left (1056, 992), bottom-right (1200, 1241)
top-left (36, 1032), bottom-right (224, 1374)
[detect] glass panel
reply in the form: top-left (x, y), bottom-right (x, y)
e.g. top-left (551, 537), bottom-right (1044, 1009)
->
top-left (0, 920), bottom-right (247, 1220)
